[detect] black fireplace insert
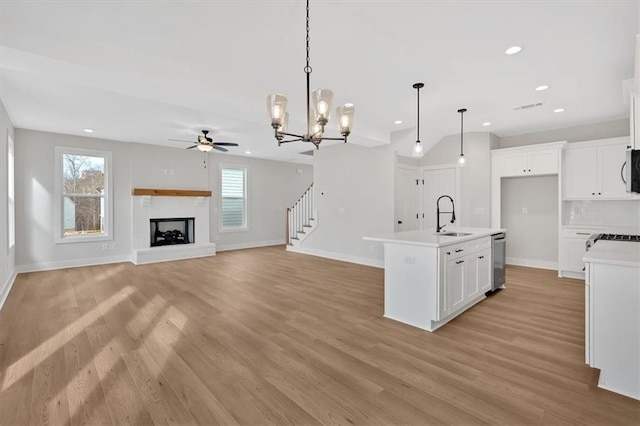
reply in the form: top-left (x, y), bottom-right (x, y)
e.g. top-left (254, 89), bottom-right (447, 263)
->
top-left (150, 217), bottom-right (195, 247)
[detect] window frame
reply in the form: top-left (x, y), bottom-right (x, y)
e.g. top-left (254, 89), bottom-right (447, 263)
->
top-left (219, 164), bottom-right (248, 232)
top-left (54, 146), bottom-right (113, 244)
top-left (7, 131), bottom-right (15, 249)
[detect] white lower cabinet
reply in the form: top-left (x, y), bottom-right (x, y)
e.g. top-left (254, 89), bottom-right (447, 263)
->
top-left (559, 228), bottom-right (603, 277)
top-left (440, 238), bottom-right (492, 319)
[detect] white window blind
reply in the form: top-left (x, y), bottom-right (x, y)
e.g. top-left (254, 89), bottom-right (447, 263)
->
top-left (221, 167), bottom-right (247, 230)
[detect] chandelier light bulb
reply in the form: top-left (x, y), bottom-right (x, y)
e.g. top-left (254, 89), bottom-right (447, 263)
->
top-left (413, 141), bottom-right (424, 158)
top-left (317, 101), bottom-right (328, 115)
top-left (273, 105), bottom-right (282, 119)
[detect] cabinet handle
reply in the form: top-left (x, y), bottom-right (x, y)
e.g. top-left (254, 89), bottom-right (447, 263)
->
top-left (478, 256), bottom-right (484, 259)
top-left (446, 252), bottom-right (451, 255)
top-left (456, 260), bottom-right (464, 264)
top-left (597, 192), bottom-right (601, 195)
top-left (592, 192), bottom-right (595, 195)
top-left (455, 249), bottom-right (464, 253)
top-left (522, 169), bottom-right (526, 172)
top-left (576, 232), bottom-right (591, 235)
top-left (528, 169), bottom-right (531, 172)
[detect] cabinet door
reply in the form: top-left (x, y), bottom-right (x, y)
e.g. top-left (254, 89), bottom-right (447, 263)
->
top-left (528, 149), bottom-right (559, 175)
top-left (564, 147), bottom-right (598, 199)
top-left (447, 257), bottom-right (466, 313)
top-left (560, 238), bottom-right (588, 272)
top-left (493, 152), bottom-right (528, 177)
top-left (475, 249), bottom-right (492, 293)
top-left (598, 143), bottom-right (632, 199)
top-left (437, 254), bottom-right (449, 321)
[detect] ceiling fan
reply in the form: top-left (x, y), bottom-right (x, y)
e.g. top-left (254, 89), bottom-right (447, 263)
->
top-left (169, 130), bottom-right (239, 152)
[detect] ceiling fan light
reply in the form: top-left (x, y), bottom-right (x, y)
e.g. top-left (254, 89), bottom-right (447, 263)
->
top-left (336, 104), bottom-right (355, 136)
top-left (266, 94), bottom-right (288, 129)
top-left (312, 89), bottom-right (333, 126)
top-left (197, 144), bottom-right (213, 152)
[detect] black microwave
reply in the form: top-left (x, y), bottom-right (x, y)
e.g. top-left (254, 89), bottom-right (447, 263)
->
top-left (625, 149), bottom-right (640, 193)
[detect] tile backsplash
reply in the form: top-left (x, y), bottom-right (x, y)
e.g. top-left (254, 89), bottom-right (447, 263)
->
top-left (563, 200), bottom-right (640, 229)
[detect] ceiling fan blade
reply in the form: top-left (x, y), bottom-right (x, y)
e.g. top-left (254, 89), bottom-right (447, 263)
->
top-left (213, 146), bottom-right (229, 152)
top-left (169, 138), bottom-right (194, 143)
top-left (186, 145), bottom-right (198, 150)
top-left (213, 142), bottom-right (239, 146)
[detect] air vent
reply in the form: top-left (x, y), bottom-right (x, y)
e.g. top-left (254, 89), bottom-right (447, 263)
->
top-left (299, 150), bottom-right (315, 156)
top-left (514, 102), bottom-right (544, 111)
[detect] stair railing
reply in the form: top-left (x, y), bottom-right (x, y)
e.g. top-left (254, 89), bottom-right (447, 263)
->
top-left (286, 183), bottom-right (314, 245)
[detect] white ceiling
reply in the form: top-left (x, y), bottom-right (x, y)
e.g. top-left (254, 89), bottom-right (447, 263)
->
top-left (1, 1), bottom-right (638, 164)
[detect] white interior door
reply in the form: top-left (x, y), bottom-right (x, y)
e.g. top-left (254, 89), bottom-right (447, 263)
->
top-left (422, 167), bottom-right (457, 231)
top-left (395, 166), bottom-right (418, 232)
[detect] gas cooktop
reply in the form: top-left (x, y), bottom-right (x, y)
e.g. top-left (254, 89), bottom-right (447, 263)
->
top-left (597, 234), bottom-right (640, 242)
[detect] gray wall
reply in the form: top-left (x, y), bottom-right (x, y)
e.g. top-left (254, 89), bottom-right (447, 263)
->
top-left (499, 118), bottom-right (629, 148)
top-left (14, 129), bottom-right (312, 269)
top-left (0, 100), bottom-right (16, 305)
top-left (501, 175), bottom-right (559, 267)
top-left (301, 143), bottom-right (395, 266)
top-left (421, 132), bottom-right (493, 227)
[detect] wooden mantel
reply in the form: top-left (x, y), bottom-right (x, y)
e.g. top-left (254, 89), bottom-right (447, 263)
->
top-left (131, 188), bottom-right (212, 197)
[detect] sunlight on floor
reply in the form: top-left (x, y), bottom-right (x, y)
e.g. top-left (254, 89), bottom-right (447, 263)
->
top-left (1, 286), bottom-right (134, 391)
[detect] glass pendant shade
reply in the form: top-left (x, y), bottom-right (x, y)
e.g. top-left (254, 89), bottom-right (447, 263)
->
top-left (459, 154), bottom-right (465, 165)
top-left (198, 144), bottom-right (213, 152)
top-left (412, 140), bottom-right (424, 158)
top-left (267, 94), bottom-right (288, 129)
top-left (311, 123), bottom-right (323, 141)
top-left (312, 89), bottom-right (333, 125)
top-left (279, 112), bottom-right (289, 134)
top-left (336, 104), bottom-right (355, 136)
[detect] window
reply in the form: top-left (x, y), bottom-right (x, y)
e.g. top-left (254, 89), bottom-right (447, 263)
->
top-left (7, 132), bottom-right (15, 249)
top-left (55, 147), bottom-right (112, 243)
top-left (220, 166), bottom-right (247, 231)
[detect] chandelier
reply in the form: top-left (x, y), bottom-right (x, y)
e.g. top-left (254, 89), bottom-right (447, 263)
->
top-left (266, 0), bottom-right (354, 149)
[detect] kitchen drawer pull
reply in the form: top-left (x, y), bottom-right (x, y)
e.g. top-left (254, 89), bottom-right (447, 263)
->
top-left (576, 232), bottom-right (591, 235)
top-left (455, 249), bottom-right (464, 253)
top-left (478, 256), bottom-right (484, 259)
top-left (456, 260), bottom-right (464, 264)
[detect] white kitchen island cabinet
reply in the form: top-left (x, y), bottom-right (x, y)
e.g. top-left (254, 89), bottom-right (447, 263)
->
top-left (364, 228), bottom-right (503, 332)
top-left (584, 242), bottom-right (640, 401)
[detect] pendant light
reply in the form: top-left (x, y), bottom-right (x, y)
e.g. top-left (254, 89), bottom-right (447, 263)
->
top-left (412, 83), bottom-right (424, 159)
top-left (266, 0), bottom-right (354, 149)
top-left (458, 108), bottom-right (467, 165)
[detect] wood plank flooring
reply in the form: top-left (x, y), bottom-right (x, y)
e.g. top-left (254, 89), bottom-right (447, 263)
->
top-left (0, 246), bottom-right (638, 425)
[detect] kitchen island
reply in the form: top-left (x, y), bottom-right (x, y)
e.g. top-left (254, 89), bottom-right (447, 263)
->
top-left (364, 227), bottom-right (505, 332)
top-left (584, 241), bottom-right (640, 400)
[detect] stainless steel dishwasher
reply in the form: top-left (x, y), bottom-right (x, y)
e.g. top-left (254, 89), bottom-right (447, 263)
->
top-left (491, 232), bottom-right (506, 291)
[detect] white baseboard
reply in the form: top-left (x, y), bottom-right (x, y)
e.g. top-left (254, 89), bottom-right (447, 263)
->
top-left (0, 269), bottom-right (17, 312)
top-left (287, 246), bottom-right (384, 268)
top-left (133, 243), bottom-right (216, 265)
top-left (559, 270), bottom-right (586, 280)
top-left (16, 255), bottom-right (133, 273)
top-left (216, 239), bottom-right (284, 252)
top-left (506, 257), bottom-right (558, 271)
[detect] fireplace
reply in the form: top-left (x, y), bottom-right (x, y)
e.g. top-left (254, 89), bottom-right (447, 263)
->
top-left (150, 217), bottom-right (195, 247)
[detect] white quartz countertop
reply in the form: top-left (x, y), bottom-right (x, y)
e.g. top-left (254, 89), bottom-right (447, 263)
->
top-left (363, 227), bottom-right (506, 248)
top-left (583, 241), bottom-right (640, 267)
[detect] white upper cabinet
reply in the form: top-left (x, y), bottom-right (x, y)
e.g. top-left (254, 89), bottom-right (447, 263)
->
top-left (492, 146), bottom-right (559, 177)
top-left (563, 137), bottom-right (632, 200)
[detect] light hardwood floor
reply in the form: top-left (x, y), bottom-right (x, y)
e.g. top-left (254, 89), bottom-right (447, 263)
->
top-left (0, 246), bottom-right (638, 425)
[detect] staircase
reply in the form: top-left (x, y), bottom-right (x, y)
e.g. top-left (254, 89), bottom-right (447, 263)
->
top-left (286, 183), bottom-right (316, 247)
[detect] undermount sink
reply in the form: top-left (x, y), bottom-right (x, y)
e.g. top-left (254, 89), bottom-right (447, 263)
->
top-left (437, 232), bottom-right (472, 237)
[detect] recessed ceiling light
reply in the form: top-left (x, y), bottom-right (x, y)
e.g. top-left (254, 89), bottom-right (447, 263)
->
top-left (553, 108), bottom-right (565, 113)
top-left (482, 122), bottom-right (491, 126)
top-left (394, 120), bottom-right (403, 125)
top-left (505, 46), bottom-right (522, 55)
top-left (245, 150), bottom-right (252, 155)
top-left (535, 85), bottom-right (549, 91)
top-left (83, 128), bottom-right (94, 133)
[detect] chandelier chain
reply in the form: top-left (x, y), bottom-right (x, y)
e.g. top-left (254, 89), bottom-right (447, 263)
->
top-left (305, 0), bottom-right (312, 74)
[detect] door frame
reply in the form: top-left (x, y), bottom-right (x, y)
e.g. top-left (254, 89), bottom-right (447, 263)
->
top-left (395, 164), bottom-right (419, 231)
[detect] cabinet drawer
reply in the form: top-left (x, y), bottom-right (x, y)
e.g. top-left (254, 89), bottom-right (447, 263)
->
top-left (442, 237), bottom-right (491, 259)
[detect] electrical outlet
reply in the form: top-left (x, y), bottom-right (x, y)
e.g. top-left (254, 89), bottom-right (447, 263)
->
top-left (111, 242), bottom-right (118, 249)
top-left (102, 243), bottom-right (108, 250)
top-left (522, 207), bottom-right (528, 214)
top-left (404, 256), bottom-right (415, 264)
top-left (338, 207), bottom-right (346, 215)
